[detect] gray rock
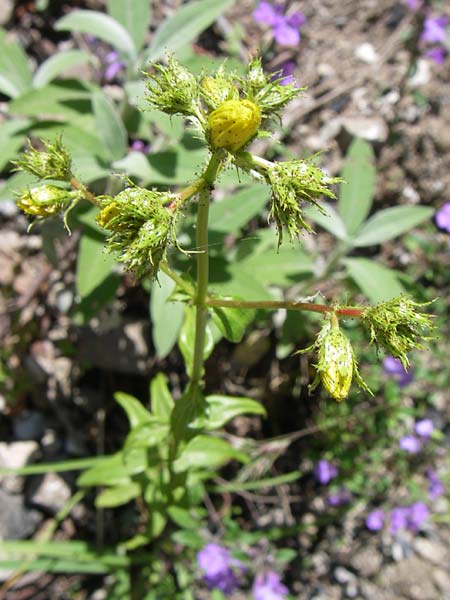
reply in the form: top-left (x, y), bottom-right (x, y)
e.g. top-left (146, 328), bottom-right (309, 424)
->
top-left (13, 410), bottom-right (46, 441)
top-left (334, 566), bottom-right (357, 584)
top-left (0, 441), bottom-right (39, 493)
top-left (0, 489), bottom-right (41, 540)
top-left (354, 42), bottom-right (379, 64)
top-left (0, 0), bottom-right (13, 26)
top-left (0, 199), bottom-right (18, 218)
top-left (360, 580), bottom-right (401, 600)
top-left (413, 537), bottom-right (450, 566)
top-left (309, 585), bottom-right (342, 600)
top-left (345, 582), bottom-right (358, 598)
top-left (350, 546), bottom-right (383, 577)
top-left (379, 557), bottom-right (438, 600)
top-left (340, 116), bottom-right (388, 143)
top-left (433, 568), bottom-right (450, 595)
top-left (27, 472), bottom-right (71, 514)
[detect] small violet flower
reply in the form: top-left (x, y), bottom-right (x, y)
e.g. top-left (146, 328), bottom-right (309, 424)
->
top-left (383, 356), bottom-right (413, 387)
top-left (327, 488), bottom-right (351, 507)
top-left (197, 543), bottom-right (241, 594)
top-left (414, 418), bottom-right (434, 439)
top-left (399, 434), bottom-right (422, 454)
top-left (253, 2), bottom-right (306, 47)
top-left (365, 509), bottom-right (385, 531)
top-left (273, 61), bottom-right (297, 86)
top-left (253, 571), bottom-right (289, 600)
top-left (130, 140), bottom-right (149, 153)
top-left (425, 46), bottom-right (447, 65)
top-left (427, 468), bottom-right (445, 500)
top-left (390, 506), bottom-right (410, 534)
top-left (104, 51), bottom-right (125, 81)
top-left (435, 202), bottom-right (450, 233)
top-left (390, 503), bottom-right (430, 534)
top-left (314, 460), bottom-right (338, 485)
top-left (420, 16), bottom-right (449, 45)
top-left (405, 0), bottom-right (421, 11)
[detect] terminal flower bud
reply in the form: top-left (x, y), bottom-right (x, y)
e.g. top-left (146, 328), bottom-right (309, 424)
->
top-left (298, 313), bottom-right (371, 401)
top-left (208, 99), bottom-right (261, 152)
top-left (200, 70), bottom-right (239, 110)
top-left (96, 187), bottom-right (180, 279)
top-left (17, 185), bottom-right (75, 218)
top-left (14, 137), bottom-right (72, 181)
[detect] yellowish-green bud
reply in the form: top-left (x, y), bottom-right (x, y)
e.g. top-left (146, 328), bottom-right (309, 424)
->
top-left (208, 99), bottom-right (261, 152)
top-left (14, 137), bottom-right (73, 181)
top-left (298, 313), bottom-right (372, 401)
top-left (17, 185), bottom-right (74, 217)
top-left (200, 71), bottom-right (239, 109)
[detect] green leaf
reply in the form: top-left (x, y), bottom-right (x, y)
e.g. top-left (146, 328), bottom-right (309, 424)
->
top-left (55, 10), bottom-right (136, 59)
top-left (150, 270), bottom-right (185, 358)
top-left (33, 50), bottom-right (92, 88)
top-left (144, 0), bottom-right (235, 63)
top-left (107, 0), bottom-right (151, 52)
top-left (208, 185), bottom-right (269, 235)
top-left (178, 306), bottom-right (216, 376)
top-left (211, 301), bottom-right (255, 343)
top-left (0, 119), bottom-right (30, 172)
top-left (114, 391), bottom-right (153, 428)
top-left (305, 201), bottom-right (348, 241)
top-left (194, 394), bottom-right (266, 430)
top-left (167, 506), bottom-right (199, 530)
top-left (339, 138), bottom-right (376, 236)
top-left (96, 483), bottom-right (141, 508)
top-left (0, 456), bottom-right (107, 477)
top-left (76, 229), bottom-right (116, 298)
top-left (77, 454), bottom-right (131, 487)
top-left (92, 90), bottom-right (127, 162)
top-left (343, 257), bottom-right (405, 302)
top-left (150, 373), bottom-right (174, 420)
top-left (174, 435), bottom-right (248, 472)
top-left (214, 470), bottom-right (301, 493)
top-left (124, 420), bottom-right (169, 450)
top-left (352, 205), bottom-right (434, 247)
top-left (0, 28), bottom-right (33, 97)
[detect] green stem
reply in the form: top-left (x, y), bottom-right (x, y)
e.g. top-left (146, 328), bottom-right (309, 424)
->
top-left (190, 152), bottom-right (223, 387)
top-left (205, 297), bottom-right (364, 318)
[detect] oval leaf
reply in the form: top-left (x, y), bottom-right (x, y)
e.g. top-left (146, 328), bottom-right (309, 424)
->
top-left (150, 270), bottom-right (185, 358)
top-left (353, 205), bottom-right (434, 247)
top-left (114, 391), bottom-right (153, 428)
top-left (107, 0), bottom-right (152, 52)
top-left (174, 435), bottom-right (248, 472)
top-left (76, 230), bottom-right (116, 298)
top-left (96, 483), bottom-right (140, 508)
top-left (196, 394), bottom-right (266, 430)
top-left (55, 10), bottom-right (136, 59)
top-left (150, 373), bottom-right (174, 420)
top-left (343, 257), bottom-right (404, 303)
top-left (92, 90), bottom-right (127, 161)
top-left (33, 50), bottom-right (92, 88)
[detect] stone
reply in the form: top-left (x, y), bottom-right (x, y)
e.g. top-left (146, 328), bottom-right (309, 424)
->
top-left (340, 116), bottom-right (388, 143)
top-left (309, 585), bottom-right (342, 600)
top-left (360, 580), bottom-right (400, 600)
top-left (334, 566), bottom-right (356, 584)
top-left (380, 557), bottom-right (438, 600)
top-left (355, 43), bottom-right (379, 64)
top-left (413, 537), bottom-right (450, 566)
top-left (13, 410), bottom-right (46, 441)
top-left (0, 489), bottom-right (41, 540)
top-left (27, 472), bottom-right (71, 514)
top-left (0, 441), bottom-right (39, 493)
top-left (0, 0), bottom-right (13, 26)
top-left (350, 546), bottom-right (383, 577)
top-left (433, 568), bottom-right (450, 595)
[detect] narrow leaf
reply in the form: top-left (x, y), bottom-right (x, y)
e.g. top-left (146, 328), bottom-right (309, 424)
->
top-left (0, 29), bottom-right (33, 97)
top-left (114, 391), bottom-right (153, 428)
top-left (339, 138), bottom-right (376, 235)
top-left (107, 0), bottom-right (151, 52)
top-left (352, 205), bottom-right (434, 247)
top-left (174, 435), bottom-right (248, 472)
top-left (195, 394), bottom-right (266, 430)
top-left (150, 270), bottom-right (185, 358)
top-left (344, 257), bottom-right (405, 303)
top-left (76, 229), bottom-right (116, 298)
top-left (96, 483), bottom-right (141, 508)
top-left (144, 0), bottom-right (235, 63)
top-left (305, 201), bottom-right (348, 241)
top-left (33, 50), bottom-right (92, 88)
top-left (92, 90), bottom-right (127, 161)
top-left (55, 10), bottom-right (136, 59)
top-left (150, 373), bottom-right (174, 420)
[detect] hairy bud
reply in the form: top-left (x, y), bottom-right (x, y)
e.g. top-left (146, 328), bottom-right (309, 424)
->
top-left (208, 99), bottom-right (261, 152)
top-left (362, 295), bottom-right (435, 369)
top-left (17, 185), bottom-right (75, 218)
top-left (14, 137), bottom-right (72, 181)
top-left (200, 69), bottom-right (239, 110)
top-left (299, 313), bottom-right (372, 401)
top-left (97, 187), bottom-right (180, 279)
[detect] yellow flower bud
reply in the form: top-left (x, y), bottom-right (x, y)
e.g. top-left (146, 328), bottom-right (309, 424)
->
top-left (17, 185), bottom-right (71, 217)
top-left (208, 99), bottom-right (261, 152)
top-left (318, 327), bottom-right (354, 402)
top-left (96, 201), bottom-right (121, 229)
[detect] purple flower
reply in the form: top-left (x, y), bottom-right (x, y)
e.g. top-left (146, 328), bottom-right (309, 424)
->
top-left (253, 571), bottom-right (288, 600)
top-left (399, 434), bottom-right (422, 454)
top-left (435, 203), bottom-right (450, 233)
top-left (273, 61), bottom-right (297, 86)
top-left (407, 502), bottom-right (430, 531)
top-left (425, 46), bottom-right (447, 65)
top-left (390, 506), bottom-right (410, 534)
top-left (197, 543), bottom-right (240, 594)
top-left (414, 418), bottom-right (434, 439)
top-left (365, 509), bottom-right (385, 531)
top-left (253, 2), bottom-right (306, 47)
top-left (104, 51), bottom-right (125, 81)
top-left (427, 468), bottom-right (445, 500)
top-left (130, 140), bottom-right (149, 153)
top-left (314, 460), bottom-right (338, 485)
top-left (382, 356), bottom-right (413, 387)
top-left (421, 16), bottom-right (449, 45)
top-left (327, 488), bottom-right (351, 507)
top-left (405, 0), bottom-right (421, 11)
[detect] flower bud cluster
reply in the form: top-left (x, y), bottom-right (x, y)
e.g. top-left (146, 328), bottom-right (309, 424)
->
top-left (362, 295), bottom-right (434, 369)
top-left (299, 313), bottom-right (371, 401)
top-left (14, 137), bottom-right (73, 181)
top-left (96, 186), bottom-right (180, 279)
